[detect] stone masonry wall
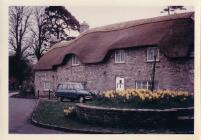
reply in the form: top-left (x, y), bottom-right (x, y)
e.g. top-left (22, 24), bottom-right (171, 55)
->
top-left (75, 104), bottom-right (193, 127)
top-left (34, 47), bottom-right (194, 96)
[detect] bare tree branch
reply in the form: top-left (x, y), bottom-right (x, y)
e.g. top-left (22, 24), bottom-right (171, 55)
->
top-left (9, 6), bottom-right (32, 60)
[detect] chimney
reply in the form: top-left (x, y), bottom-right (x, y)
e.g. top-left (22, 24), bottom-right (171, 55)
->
top-left (79, 21), bottom-right (89, 33)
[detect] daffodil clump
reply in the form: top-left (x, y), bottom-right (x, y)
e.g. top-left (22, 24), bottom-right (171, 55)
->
top-left (91, 88), bottom-right (193, 109)
top-left (103, 88), bottom-right (189, 101)
top-left (63, 106), bottom-right (75, 116)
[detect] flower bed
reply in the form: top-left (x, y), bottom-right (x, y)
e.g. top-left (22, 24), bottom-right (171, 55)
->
top-left (31, 100), bottom-right (193, 133)
top-left (75, 89), bottom-right (193, 127)
top-left (87, 89), bottom-right (193, 109)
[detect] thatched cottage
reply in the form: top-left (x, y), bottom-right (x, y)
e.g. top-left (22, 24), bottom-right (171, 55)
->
top-left (34, 12), bottom-right (194, 97)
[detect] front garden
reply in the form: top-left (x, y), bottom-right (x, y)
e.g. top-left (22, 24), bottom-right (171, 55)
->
top-left (32, 89), bottom-right (194, 134)
top-left (32, 100), bottom-right (129, 133)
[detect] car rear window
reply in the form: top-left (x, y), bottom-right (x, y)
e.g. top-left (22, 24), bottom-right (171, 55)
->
top-left (73, 83), bottom-right (84, 90)
top-left (57, 83), bottom-right (84, 90)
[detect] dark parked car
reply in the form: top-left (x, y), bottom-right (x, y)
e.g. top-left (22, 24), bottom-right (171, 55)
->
top-left (55, 82), bottom-right (93, 102)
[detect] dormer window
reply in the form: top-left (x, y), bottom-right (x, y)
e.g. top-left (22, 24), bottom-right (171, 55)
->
top-left (147, 47), bottom-right (159, 62)
top-left (115, 50), bottom-right (126, 63)
top-left (72, 55), bottom-right (80, 66)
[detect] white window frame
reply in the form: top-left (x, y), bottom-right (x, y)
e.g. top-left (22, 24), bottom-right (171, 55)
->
top-left (72, 55), bottom-right (80, 66)
top-left (115, 50), bottom-right (126, 63)
top-left (43, 81), bottom-right (51, 91)
top-left (135, 81), bottom-right (159, 90)
top-left (147, 47), bottom-right (159, 62)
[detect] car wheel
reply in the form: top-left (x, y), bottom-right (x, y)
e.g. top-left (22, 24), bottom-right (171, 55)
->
top-left (79, 96), bottom-right (84, 103)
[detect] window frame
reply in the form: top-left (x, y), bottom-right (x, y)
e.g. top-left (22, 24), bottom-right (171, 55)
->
top-left (146, 47), bottom-right (160, 62)
top-left (72, 55), bottom-right (80, 66)
top-left (115, 49), bottom-right (126, 63)
top-left (135, 81), bottom-right (159, 90)
top-left (43, 81), bottom-right (51, 91)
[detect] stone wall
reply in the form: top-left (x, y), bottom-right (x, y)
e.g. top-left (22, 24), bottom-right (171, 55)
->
top-left (34, 47), bottom-right (194, 96)
top-left (75, 104), bottom-right (193, 127)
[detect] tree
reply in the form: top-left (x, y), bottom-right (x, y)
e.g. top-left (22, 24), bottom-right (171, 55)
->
top-left (9, 6), bottom-right (32, 60)
top-left (30, 7), bottom-right (49, 60)
top-left (30, 6), bottom-right (80, 60)
top-left (43, 6), bottom-right (80, 44)
top-left (9, 55), bottom-right (33, 88)
top-left (9, 6), bottom-right (32, 84)
top-left (161, 6), bottom-right (186, 15)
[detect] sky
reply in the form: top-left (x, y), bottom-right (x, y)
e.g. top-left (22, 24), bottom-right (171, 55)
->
top-left (66, 5), bottom-right (194, 29)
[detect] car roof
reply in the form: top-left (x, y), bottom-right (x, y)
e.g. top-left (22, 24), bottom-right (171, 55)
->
top-left (58, 82), bottom-right (82, 85)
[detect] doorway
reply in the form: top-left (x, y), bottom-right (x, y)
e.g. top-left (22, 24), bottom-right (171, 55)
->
top-left (116, 77), bottom-right (124, 91)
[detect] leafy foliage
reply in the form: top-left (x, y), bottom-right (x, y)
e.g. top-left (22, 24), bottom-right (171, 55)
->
top-left (9, 55), bottom-right (33, 85)
top-left (43, 6), bottom-right (80, 42)
top-left (30, 6), bottom-right (80, 60)
top-left (161, 6), bottom-right (186, 15)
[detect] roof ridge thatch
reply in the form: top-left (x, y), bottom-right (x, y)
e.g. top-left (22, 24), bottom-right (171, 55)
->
top-left (47, 12), bottom-right (193, 53)
top-left (82, 12), bottom-right (193, 33)
top-left (46, 40), bottom-right (73, 53)
top-left (34, 12), bottom-right (194, 71)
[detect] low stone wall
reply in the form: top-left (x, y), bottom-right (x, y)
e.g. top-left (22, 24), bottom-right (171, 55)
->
top-left (75, 104), bottom-right (193, 127)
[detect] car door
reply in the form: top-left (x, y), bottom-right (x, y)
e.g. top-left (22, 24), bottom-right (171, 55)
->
top-left (68, 83), bottom-right (77, 99)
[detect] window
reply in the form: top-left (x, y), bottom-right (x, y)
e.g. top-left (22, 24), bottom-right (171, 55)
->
top-left (58, 83), bottom-right (84, 90)
top-left (135, 81), bottom-right (159, 90)
top-left (147, 47), bottom-right (159, 62)
top-left (72, 55), bottom-right (80, 66)
top-left (43, 81), bottom-right (51, 91)
top-left (115, 50), bottom-right (126, 63)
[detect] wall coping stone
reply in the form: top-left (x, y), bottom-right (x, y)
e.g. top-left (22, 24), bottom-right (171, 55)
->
top-left (76, 103), bottom-right (193, 112)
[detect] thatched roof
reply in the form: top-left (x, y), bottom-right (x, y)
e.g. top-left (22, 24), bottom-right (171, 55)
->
top-left (34, 12), bottom-right (194, 71)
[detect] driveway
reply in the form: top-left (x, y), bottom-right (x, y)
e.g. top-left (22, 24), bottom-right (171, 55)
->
top-left (9, 98), bottom-right (65, 134)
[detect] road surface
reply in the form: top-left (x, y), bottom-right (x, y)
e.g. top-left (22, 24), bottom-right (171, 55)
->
top-left (9, 98), bottom-right (65, 134)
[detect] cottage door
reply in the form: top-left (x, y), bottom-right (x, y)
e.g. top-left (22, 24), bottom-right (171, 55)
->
top-left (116, 77), bottom-right (124, 91)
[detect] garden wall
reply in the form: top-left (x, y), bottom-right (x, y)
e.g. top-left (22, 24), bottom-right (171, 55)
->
top-left (75, 104), bottom-right (193, 127)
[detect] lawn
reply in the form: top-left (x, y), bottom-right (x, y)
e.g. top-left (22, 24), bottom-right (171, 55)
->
top-left (32, 99), bottom-right (193, 134)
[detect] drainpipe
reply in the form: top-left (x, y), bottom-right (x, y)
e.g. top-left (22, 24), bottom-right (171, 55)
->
top-left (151, 55), bottom-right (157, 92)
